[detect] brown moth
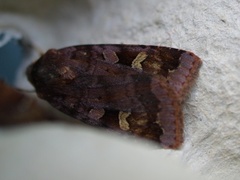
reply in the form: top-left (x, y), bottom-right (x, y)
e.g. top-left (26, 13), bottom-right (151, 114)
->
top-left (27, 45), bottom-right (202, 149)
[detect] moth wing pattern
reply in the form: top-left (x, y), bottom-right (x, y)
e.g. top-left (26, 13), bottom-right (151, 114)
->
top-left (27, 44), bottom-right (202, 149)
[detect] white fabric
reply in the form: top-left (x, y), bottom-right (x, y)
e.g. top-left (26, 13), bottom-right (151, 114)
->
top-left (0, 0), bottom-right (239, 179)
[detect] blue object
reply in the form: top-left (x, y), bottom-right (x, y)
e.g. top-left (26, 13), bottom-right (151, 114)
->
top-left (0, 30), bottom-right (25, 86)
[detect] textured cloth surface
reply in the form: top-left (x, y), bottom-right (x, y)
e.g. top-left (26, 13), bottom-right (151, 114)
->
top-left (0, 0), bottom-right (240, 179)
top-left (0, 124), bottom-right (204, 180)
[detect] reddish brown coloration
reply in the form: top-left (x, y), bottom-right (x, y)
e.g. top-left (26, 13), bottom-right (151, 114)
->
top-left (0, 80), bottom-right (79, 126)
top-left (27, 44), bottom-right (202, 149)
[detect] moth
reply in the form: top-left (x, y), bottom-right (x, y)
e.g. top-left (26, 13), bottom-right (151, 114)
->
top-left (27, 44), bottom-right (202, 149)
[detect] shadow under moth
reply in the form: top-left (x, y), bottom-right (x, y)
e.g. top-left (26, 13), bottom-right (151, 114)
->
top-left (27, 44), bottom-right (202, 149)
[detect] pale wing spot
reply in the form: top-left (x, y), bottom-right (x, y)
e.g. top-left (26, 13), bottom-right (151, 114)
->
top-left (88, 108), bottom-right (105, 120)
top-left (131, 52), bottom-right (148, 70)
top-left (58, 66), bottom-right (76, 80)
top-left (102, 49), bottom-right (119, 63)
top-left (155, 119), bottom-right (162, 126)
top-left (147, 61), bottom-right (162, 73)
top-left (118, 111), bottom-right (131, 131)
top-left (136, 119), bottom-right (148, 126)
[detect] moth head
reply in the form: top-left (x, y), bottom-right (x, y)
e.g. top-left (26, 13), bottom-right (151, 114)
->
top-left (26, 52), bottom-right (60, 88)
